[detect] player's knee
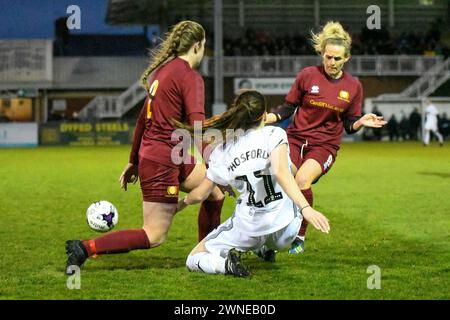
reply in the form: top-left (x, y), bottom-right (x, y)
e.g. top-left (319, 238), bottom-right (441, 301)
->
top-left (186, 254), bottom-right (196, 271)
top-left (142, 227), bottom-right (168, 247)
top-left (296, 176), bottom-right (312, 189)
top-left (207, 187), bottom-right (225, 201)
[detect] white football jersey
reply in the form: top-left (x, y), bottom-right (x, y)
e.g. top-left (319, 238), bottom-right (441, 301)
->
top-left (206, 126), bottom-right (299, 236)
top-left (425, 104), bottom-right (439, 130)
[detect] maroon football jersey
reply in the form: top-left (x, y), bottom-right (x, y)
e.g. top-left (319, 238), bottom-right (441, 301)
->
top-left (129, 57), bottom-right (205, 167)
top-left (285, 65), bottom-right (363, 151)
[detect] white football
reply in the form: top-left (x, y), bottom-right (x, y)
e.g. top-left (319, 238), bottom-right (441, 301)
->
top-left (86, 200), bottom-right (119, 232)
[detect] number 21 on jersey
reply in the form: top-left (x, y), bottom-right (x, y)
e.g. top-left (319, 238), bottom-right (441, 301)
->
top-left (236, 169), bottom-right (283, 208)
top-left (147, 80), bottom-right (159, 119)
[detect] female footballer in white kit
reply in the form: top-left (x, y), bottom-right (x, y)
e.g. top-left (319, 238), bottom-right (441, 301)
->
top-left (174, 90), bottom-right (330, 277)
top-left (423, 99), bottom-right (444, 146)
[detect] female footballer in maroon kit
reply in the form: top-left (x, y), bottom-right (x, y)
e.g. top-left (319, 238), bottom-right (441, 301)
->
top-left (266, 21), bottom-right (387, 253)
top-left (65, 21), bottom-right (225, 274)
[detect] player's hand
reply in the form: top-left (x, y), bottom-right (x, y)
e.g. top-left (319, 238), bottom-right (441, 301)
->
top-left (119, 163), bottom-right (138, 191)
top-left (218, 184), bottom-right (236, 197)
top-left (176, 197), bottom-right (188, 213)
top-left (264, 113), bottom-right (278, 124)
top-left (301, 206), bottom-right (330, 234)
top-left (359, 113), bottom-right (387, 128)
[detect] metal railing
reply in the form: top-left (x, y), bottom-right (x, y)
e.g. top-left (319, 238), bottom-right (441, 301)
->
top-left (201, 55), bottom-right (443, 77)
top-left (78, 96), bottom-right (122, 119)
top-left (116, 81), bottom-right (146, 116)
top-left (78, 81), bottom-right (146, 120)
top-left (1, 54), bottom-right (443, 90)
top-left (76, 55), bottom-right (445, 119)
top-left (378, 57), bottom-right (450, 98)
top-left (413, 58), bottom-right (450, 97)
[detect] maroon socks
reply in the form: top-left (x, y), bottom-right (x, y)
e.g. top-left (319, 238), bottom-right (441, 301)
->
top-left (197, 199), bottom-right (224, 241)
top-left (82, 229), bottom-right (150, 257)
top-left (299, 188), bottom-right (314, 237)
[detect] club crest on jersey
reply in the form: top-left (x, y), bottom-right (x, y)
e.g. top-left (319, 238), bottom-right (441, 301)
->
top-left (310, 85), bottom-right (320, 94)
top-left (338, 90), bottom-right (350, 102)
top-left (166, 186), bottom-right (178, 197)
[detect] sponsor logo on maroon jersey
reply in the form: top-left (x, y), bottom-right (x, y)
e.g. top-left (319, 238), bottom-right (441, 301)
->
top-left (310, 85), bottom-right (320, 94)
top-left (309, 99), bottom-right (344, 113)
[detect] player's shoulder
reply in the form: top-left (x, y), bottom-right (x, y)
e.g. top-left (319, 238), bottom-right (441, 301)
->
top-left (162, 58), bottom-right (203, 90)
top-left (181, 68), bottom-right (203, 88)
top-left (262, 125), bottom-right (288, 140)
top-left (298, 65), bottom-right (321, 77)
top-left (263, 125), bottom-right (284, 134)
top-left (209, 141), bottom-right (228, 162)
top-left (262, 126), bottom-right (288, 152)
top-left (175, 58), bottom-right (202, 78)
top-left (166, 58), bottom-right (198, 77)
top-left (343, 71), bottom-right (362, 87)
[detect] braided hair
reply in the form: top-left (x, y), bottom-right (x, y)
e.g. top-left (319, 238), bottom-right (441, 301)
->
top-left (140, 20), bottom-right (205, 91)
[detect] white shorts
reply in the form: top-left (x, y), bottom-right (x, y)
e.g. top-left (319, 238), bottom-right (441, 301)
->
top-left (424, 118), bottom-right (438, 131)
top-left (203, 215), bottom-right (302, 258)
top-left (424, 122), bottom-right (438, 131)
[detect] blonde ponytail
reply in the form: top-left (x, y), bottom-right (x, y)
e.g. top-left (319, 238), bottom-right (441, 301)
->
top-left (311, 21), bottom-right (352, 57)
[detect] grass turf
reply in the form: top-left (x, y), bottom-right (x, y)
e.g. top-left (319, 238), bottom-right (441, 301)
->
top-left (0, 142), bottom-right (449, 299)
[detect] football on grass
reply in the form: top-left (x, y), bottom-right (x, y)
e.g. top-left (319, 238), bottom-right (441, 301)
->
top-left (86, 200), bottom-right (118, 232)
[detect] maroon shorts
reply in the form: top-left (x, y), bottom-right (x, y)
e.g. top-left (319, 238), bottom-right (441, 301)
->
top-left (138, 157), bottom-right (196, 203)
top-left (288, 137), bottom-right (337, 181)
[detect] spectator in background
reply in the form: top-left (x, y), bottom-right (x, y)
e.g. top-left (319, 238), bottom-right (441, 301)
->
top-left (387, 114), bottom-right (399, 141)
top-left (409, 107), bottom-right (422, 141)
top-left (439, 112), bottom-right (449, 139)
top-left (399, 111), bottom-right (410, 141)
top-left (371, 106), bottom-right (384, 140)
top-left (215, 26), bottom-right (448, 57)
top-left (70, 111), bottom-right (80, 122)
top-left (48, 110), bottom-right (64, 121)
top-left (237, 79), bottom-right (253, 90)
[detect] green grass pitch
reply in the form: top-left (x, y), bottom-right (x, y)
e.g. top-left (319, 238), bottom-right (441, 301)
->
top-left (0, 142), bottom-right (449, 299)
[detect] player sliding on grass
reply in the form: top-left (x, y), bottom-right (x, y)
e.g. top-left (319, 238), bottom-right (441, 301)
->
top-left (65, 20), bottom-right (226, 275)
top-left (265, 21), bottom-right (387, 254)
top-left (174, 90), bottom-right (330, 277)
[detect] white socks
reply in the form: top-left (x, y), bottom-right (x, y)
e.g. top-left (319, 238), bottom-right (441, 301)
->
top-left (186, 252), bottom-right (226, 274)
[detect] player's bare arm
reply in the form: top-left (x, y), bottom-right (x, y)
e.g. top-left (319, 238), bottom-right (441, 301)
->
top-left (270, 143), bottom-right (330, 234)
top-left (352, 113), bottom-right (387, 130)
top-left (265, 103), bottom-right (297, 124)
top-left (184, 178), bottom-right (216, 205)
top-left (265, 113), bottom-right (279, 124)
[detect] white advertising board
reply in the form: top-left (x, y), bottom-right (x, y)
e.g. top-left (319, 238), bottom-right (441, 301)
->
top-left (0, 123), bottom-right (38, 147)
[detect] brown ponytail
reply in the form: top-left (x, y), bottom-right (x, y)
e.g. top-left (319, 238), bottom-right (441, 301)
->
top-left (172, 90), bottom-right (267, 140)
